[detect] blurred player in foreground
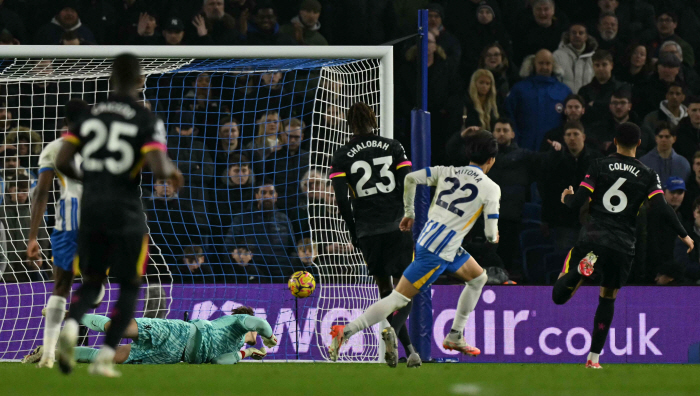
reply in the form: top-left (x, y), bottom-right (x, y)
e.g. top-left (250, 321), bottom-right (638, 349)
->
top-left (21, 99), bottom-right (92, 368)
top-left (555, 122), bottom-right (694, 368)
top-left (329, 102), bottom-right (418, 367)
top-left (55, 53), bottom-right (184, 377)
top-left (31, 306), bottom-right (275, 365)
top-left (329, 130), bottom-right (500, 361)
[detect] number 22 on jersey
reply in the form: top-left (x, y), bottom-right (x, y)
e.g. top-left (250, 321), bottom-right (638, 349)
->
top-left (436, 177), bottom-right (478, 217)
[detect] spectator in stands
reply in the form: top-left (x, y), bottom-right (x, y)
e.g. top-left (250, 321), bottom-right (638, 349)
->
top-left (587, 87), bottom-right (647, 154)
top-left (162, 17), bottom-right (186, 45)
top-left (5, 127), bottom-right (42, 171)
top-left (640, 122), bottom-right (691, 183)
top-left (145, 178), bottom-right (204, 267)
top-left (225, 183), bottom-right (296, 282)
top-left (321, 0), bottom-right (396, 46)
top-left (1, 145), bottom-right (36, 189)
top-left (673, 97), bottom-right (700, 164)
top-left (512, 0), bottom-right (567, 65)
top-left (674, 197), bottom-right (700, 283)
top-left (647, 11), bottom-right (695, 68)
top-left (216, 153), bottom-right (256, 225)
top-left (244, 110), bottom-right (282, 161)
top-left (504, 49), bottom-right (572, 151)
top-left (214, 116), bottom-right (248, 177)
top-left (0, 1), bottom-right (27, 44)
top-left (34, 2), bottom-right (96, 44)
top-left (280, 0), bottom-right (327, 46)
top-left (593, 12), bottom-right (623, 60)
top-left (60, 30), bottom-right (83, 45)
top-left (462, 69), bottom-right (499, 130)
top-left (179, 246), bottom-right (214, 283)
top-left (540, 94), bottom-right (587, 151)
top-left (183, 73), bottom-right (229, 138)
top-left (0, 101), bottom-right (14, 135)
top-left (615, 43), bottom-right (653, 86)
top-left (289, 168), bottom-right (331, 240)
top-left (291, 238), bottom-right (320, 276)
top-left (553, 22), bottom-right (598, 93)
top-left (0, 174), bottom-right (49, 282)
top-left (478, 43), bottom-right (518, 110)
top-left (642, 83), bottom-right (687, 134)
top-left (255, 72), bottom-right (293, 118)
top-left (267, 118), bottom-right (309, 206)
top-left (680, 152), bottom-right (700, 222)
top-left (540, 121), bottom-right (601, 251)
top-left (397, 31), bottom-right (463, 163)
top-left (130, 11), bottom-right (159, 45)
top-left (0, 221), bottom-right (7, 277)
top-left (578, 50), bottom-right (629, 122)
top-left (427, 3), bottom-right (461, 71)
top-left (243, 2), bottom-right (295, 45)
top-left (460, 0), bottom-right (513, 80)
top-left (192, 0), bottom-right (241, 45)
top-left (166, 111), bottom-right (215, 226)
top-left (659, 41), bottom-right (700, 94)
top-left (646, 177), bottom-right (687, 285)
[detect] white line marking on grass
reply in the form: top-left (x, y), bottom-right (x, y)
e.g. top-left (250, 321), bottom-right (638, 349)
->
top-left (450, 383), bottom-right (482, 395)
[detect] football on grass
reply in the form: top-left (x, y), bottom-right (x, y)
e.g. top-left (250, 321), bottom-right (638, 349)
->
top-left (288, 271), bottom-right (316, 298)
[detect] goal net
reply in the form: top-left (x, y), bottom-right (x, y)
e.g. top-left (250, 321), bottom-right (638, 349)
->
top-left (0, 46), bottom-right (394, 362)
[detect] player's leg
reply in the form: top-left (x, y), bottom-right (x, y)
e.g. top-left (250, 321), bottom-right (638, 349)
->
top-left (586, 287), bottom-right (618, 369)
top-left (442, 249), bottom-right (487, 356)
top-left (79, 314), bottom-right (140, 340)
top-left (74, 345), bottom-right (131, 364)
top-left (552, 247), bottom-right (586, 305)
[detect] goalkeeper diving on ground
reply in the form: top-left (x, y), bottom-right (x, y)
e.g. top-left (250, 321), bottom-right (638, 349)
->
top-left (26, 306), bottom-right (276, 365)
top-left (329, 129), bottom-right (500, 361)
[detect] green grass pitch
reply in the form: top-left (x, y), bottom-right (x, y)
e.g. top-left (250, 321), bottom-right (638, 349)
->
top-left (2, 362), bottom-right (699, 396)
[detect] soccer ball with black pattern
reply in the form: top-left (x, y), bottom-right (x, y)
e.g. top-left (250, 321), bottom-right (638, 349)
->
top-left (288, 271), bottom-right (316, 298)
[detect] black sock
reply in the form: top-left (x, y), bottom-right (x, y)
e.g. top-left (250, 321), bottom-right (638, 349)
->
top-left (391, 301), bottom-right (413, 351)
top-left (104, 282), bottom-right (140, 349)
top-left (67, 282), bottom-right (102, 323)
top-left (552, 270), bottom-right (582, 305)
top-left (591, 296), bottom-right (615, 354)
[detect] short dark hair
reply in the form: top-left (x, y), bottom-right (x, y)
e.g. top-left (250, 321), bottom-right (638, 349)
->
top-left (658, 11), bottom-right (678, 23)
top-left (111, 53), bottom-right (142, 90)
top-left (64, 98), bottom-right (89, 128)
top-left (493, 117), bottom-right (513, 128)
top-left (693, 196), bottom-right (700, 213)
top-left (694, 151), bottom-right (700, 162)
top-left (465, 130), bottom-right (498, 165)
top-left (231, 306), bottom-right (255, 316)
top-left (615, 122), bottom-right (641, 148)
top-left (611, 87), bottom-right (632, 101)
top-left (599, 11), bottom-right (617, 22)
top-left (668, 81), bottom-right (685, 93)
top-left (563, 120), bottom-right (584, 133)
top-left (655, 121), bottom-right (675, 136)
top-left (228, 153), bottom-right (251, 167)
top-left (7, 173), bottom-right (30, 192)
top-left (183, 246), bottom-right (204, 263)
top-left (564, 93), bottom-right (585, 107)
top-left (687, 95), bottom-right (700, 106)
top-left (592, 49), bottom-right (613, 63)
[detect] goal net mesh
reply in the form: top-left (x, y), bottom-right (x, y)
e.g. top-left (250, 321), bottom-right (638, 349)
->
top-left (0, 56), bottom-right (386, 362)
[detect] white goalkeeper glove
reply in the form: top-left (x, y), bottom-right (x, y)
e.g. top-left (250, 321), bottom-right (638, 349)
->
top-left (241, 347), bottom-right (267, 360)
top-left (262, 334), bottom-right (278, 348)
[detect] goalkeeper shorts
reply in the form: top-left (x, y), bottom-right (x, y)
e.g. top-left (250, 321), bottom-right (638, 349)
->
top-left (403, 245), bottom-right (471, 291)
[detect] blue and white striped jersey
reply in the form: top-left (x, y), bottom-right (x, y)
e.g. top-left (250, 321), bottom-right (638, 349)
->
top-left (405, 165), bottom-right (500, 261)
top-left (37, 138), bottom-right (82, 231)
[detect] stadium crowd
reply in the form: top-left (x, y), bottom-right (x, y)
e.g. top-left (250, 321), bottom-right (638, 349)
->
top-left (1, 0), bottom-right (700, 286)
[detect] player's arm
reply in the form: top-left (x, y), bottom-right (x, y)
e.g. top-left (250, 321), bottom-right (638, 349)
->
top-left (483, 185), bottom-right (501, 244)
top-left (144, 149), bottom-right (184, 192)
top-left (400, 167), bottom-right (438, 231)
top-left (562, 164), bottom-right (597, 210)
top-left (26, 168), bottom-right (54, 261)
top-left (55, 140), bottom-right (82, 181)
top-left (330, 174), bottom-right (358, 246)
top-left (211, 348), bottom-right (267, 364)
top-left (648, 193), bottom-right (693, 252)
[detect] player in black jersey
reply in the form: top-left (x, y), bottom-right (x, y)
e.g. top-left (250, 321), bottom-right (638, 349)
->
top-left (554, 122), bottom-right (694, 368)
top-left (54, 54), bottom-right (184, 377)
top-left (329, 102), bottom-right (419, 368)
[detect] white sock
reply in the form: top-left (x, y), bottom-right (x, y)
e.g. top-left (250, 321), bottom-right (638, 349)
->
top-left (451, 271), bottom-right (487, 333)
top-left (344, 291), bottom-right (410, 338)
top-left (95, 346), bottom-right (116, 364)
top-left (43, 296), bottom-right (66, 359)
top-left (587, 352), bottom-right (600, 364)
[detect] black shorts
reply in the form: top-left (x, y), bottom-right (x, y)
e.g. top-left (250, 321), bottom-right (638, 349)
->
top-left (358, 230), bottom-right (413, 278)
top-left (77, 230), bottom-right (149, 282)
top-left (563, 243), bottom-right (634, 289)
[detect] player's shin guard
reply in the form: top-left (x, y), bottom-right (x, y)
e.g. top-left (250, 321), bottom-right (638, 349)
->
top-left (591, 296), bottom-right (615, 354)
top-left (451, 271), bottom-right (487, 334)
top-left (344, 291), bottom-right (411, 339)
top-left (104, 282), bottom-right (139, 349)
top-left (67, 282), bottom-right (103, 323)
top-left (552, 270), bottom-right (582, 305)
top-left (43, 296), bottom-right (66, 360)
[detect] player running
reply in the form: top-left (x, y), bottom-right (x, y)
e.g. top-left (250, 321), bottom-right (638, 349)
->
top-left (31, 307), bottom-right (276, 365)
top-left (329, 130), bottom-right (499, 362)
top-left (554, 122), bottom-right (694, 369)
top-left (329, 102), bottom-right (418, 367)
top-left (55, 53), bottom-right (184, 377)
top-left (20, 99), bottom-right (91, 368)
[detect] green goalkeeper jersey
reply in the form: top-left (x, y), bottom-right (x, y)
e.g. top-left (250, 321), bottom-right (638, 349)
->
top-left (189, 314), bottom-right (273, 364)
